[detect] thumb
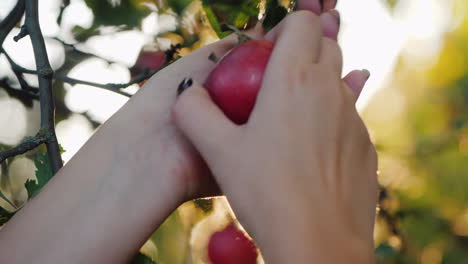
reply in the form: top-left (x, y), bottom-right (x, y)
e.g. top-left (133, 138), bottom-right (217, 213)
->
top-left (172, 78), bottom-right (238, 159)
top-left (343, 69), bottom-right (371, 100)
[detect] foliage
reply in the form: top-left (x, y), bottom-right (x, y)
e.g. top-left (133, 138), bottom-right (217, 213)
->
top-left (0, 0), bottom-right (294, 263)
top-left (24, 152), bottom-right (53, 199)
top-left (1, 0), bottom-right (467, 263)
top-left (131, 252), bottom-right (157, 264)
top-left (368, 2), bottom-right (468, 263)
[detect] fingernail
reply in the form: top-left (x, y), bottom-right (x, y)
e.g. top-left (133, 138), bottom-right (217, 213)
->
top-left (328, 9), bottom-right (340, 28)
top-left (320, 0), bottom-right (324, 12)
top-left (362, 69), bottom-right (371, 81)
top-left (177, 78), bottom-right (193, 96)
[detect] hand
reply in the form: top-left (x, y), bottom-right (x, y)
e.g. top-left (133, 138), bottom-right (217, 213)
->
top-left (133, 0), bottom-right (368, 202)
top-left (172, 11), bottom-right (378, 264)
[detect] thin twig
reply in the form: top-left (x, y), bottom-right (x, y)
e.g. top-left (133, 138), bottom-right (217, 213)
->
top-left (1, 49), bottom-right (37, 74)
top-left (0, 48), bottom-right (37, 93)
top-left (23, 0), bottom-right (63, 174)
top-left (56, 0), bottom-right (70, 26)
top-left (0, 162), bottom-right (18, 210)
top-left (0, 132), bottom-right (49, 164)
top-left (54, 71), bottom-right (163, 97)
top-left (0, 78), bottom-right (39, 99)
top-left (0, 0), bottom-right (25, 47)
top-left (1, 48), bottom-right (162, 97)
top-left (13, 25), bottom-right (28, 42)
top-left (51, 37), bottom-right (120, 65)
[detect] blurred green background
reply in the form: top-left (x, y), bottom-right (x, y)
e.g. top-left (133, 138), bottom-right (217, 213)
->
top-left (1, 0), bottom-right (468, 263)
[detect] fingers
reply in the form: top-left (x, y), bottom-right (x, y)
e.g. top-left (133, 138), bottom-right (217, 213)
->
top-left (296, 0), bottom-right (338, 14)
top-left (318, 37), bottom-right (343, 74)
top-left (172, 79), bottom-right (238, 159)
top-left (265, 11), bottom-right (323, 66)
top-left (296, 0), bottom-right (322, 14)
top-left (320, 10), bottom-right (340, 41)
top-left (343, 70), bottom-right (371, 100)
top-left (323, 0), bottom-right (338, 12)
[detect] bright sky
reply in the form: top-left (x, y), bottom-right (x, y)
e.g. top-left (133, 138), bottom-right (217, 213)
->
top-left (0, 0), bottom-right (454, 162)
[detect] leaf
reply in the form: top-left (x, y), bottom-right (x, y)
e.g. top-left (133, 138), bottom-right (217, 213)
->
top-left (167, 0), bottom-right (193, 14)
top-left (203, 6), bottom-right (224, 38)
top-left (84, 0), bottom-right (150, 28)
top-left (34, 152), bottom-right (53, 187)
top-left (193, 198), bottom-right (213, 213)
top-left (0, 206), bottom-right (14, 226)
top-left (24, 179), bottom-right (40, 199)
top-left (203, 0), bottom-right (261, 38)
top-left (263, 0), bottom-right (288, 31)
top-left (375, 243), bottom-right (397, 259)
top-left (130, 252), bottom-right (157, 264)
top-left (24, 152), bottom-right (54, 199)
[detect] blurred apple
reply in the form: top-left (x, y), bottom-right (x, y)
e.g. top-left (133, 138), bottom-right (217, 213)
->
top-left (129, 45), bottom-right (166, 86)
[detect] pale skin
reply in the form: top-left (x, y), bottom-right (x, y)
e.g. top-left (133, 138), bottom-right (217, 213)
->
top-left (0, 0), bottom-right (378, 263)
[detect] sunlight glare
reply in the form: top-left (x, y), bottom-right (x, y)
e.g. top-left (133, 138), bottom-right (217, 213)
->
top-left (56, 114), bottom-right (94, 163)
top-left (59, 0), bottom-right (94, 42)
top-left (396, 0), bottom-right (453, 66)
top-left (65, 58), bottom-right (130, 123)
top-left (338, 0), bottom-right (405, 111)
top-left (0, 93), bottom-right (27, 146)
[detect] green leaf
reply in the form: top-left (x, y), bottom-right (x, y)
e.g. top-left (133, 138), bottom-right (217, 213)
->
top-left (193, 198), bottom-right (213, 213)
top-left (130, 252), bottom-right (157, 264)
top-left (375, 243), bottom-right (397, 259)
top-left (263, 0), bottom-right (289, 31)
top-left (203, 6), bottom-right (224, 38)
top-left (84, 0), bottom-right (150, 28)
top-left (167, 0), bottom-right (193, 14)
top-left (34, 152), bottom-right (53, 187)
top-left (24, 152), bottom-right (54, 199)
top-left (24, 178), bottom-right (40, 199)
top-left (203, 0), bottom-right (261, 38)
top-left (0, 206), bottom-right (14, 226)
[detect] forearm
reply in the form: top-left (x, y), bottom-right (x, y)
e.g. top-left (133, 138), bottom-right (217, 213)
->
top-left (0, 91), bottom-right (184, 263)
top-left (231, 192), bottom-right (375, 264)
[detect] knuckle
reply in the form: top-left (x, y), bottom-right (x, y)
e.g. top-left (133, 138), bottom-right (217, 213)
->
top-left (323, 37), bottom-right (342, 58)
top-left (286, 10), bottom-right (321, 29)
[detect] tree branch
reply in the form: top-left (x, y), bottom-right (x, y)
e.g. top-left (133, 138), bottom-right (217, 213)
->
top-left (0, 132), bottom-right (49, 164)
top-left (56, 0), bottom-right (70, 26)
top-left (23, 0), bottom-right (63, 174)
top-left (51, 37), bottom-right (121, 65)
top-left (0, 48), bottom-right (37, 94)
top-left (53, 70), bottom-right (164, 97)
top-left (0, 0), bottom-right (25, 47)
top-left (0, 53), bottom-right (159, 97)
top-left (0, 78), bottom-right (39, 100)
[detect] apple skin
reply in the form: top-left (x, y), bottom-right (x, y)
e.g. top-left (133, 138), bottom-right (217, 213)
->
top-left (130, 50), bottom-right (167, 80)
top-left (208, 224), bottom-right (258, 264)
top-left (204, 40), bottom-right (274, 124)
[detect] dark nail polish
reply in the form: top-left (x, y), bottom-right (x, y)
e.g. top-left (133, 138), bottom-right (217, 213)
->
top-left (177, 78), bottom-right (193, 96)
top-left (319, 0), bottom-right (324, 12)
top-left (362, 69), bottom-right (371, 81)
top-left (329, 10), bottom-right (340, 27)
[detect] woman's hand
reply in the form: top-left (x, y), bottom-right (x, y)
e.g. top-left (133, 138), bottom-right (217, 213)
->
top-left (136, 0), bottom-right (368, 202)
top-left (173, 11), bottom-right (378, 264)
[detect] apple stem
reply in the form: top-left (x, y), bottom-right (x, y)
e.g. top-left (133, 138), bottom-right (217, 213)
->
top-left (225, 25), bottom-right (252, 44)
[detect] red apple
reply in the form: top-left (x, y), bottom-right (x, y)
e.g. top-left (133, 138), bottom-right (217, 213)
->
top-left (208, 224), bottom-right (258, 264)
top-left (130, 49), bottom-right (166, 85)
top-left (204, 40), bottom-right (274, 124)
